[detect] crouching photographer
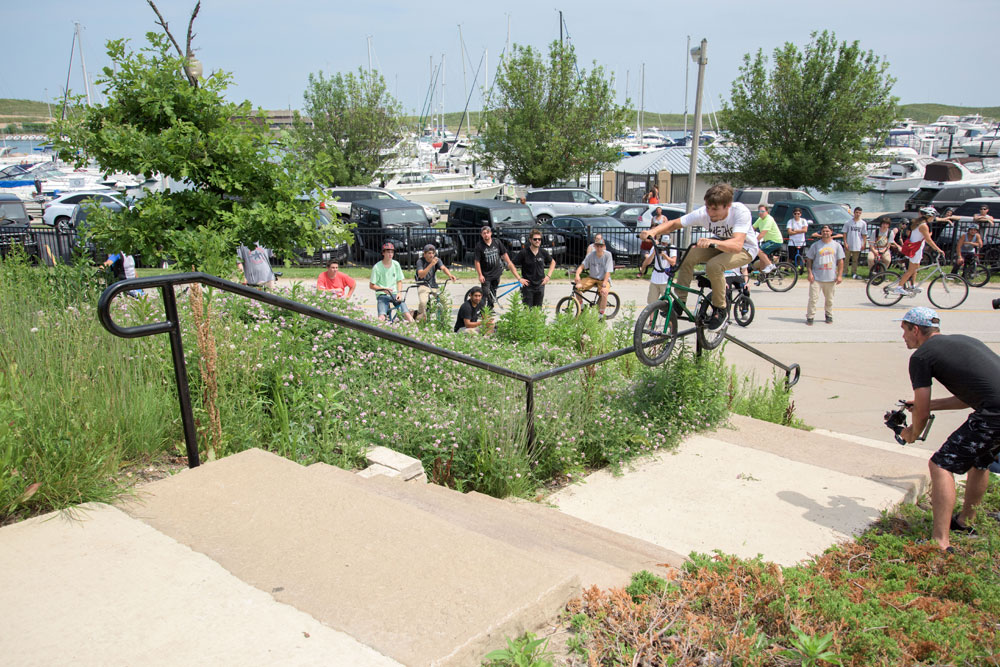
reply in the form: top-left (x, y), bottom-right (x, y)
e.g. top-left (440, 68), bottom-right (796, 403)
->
top-left (895, 307), bottom-right (1000, 552)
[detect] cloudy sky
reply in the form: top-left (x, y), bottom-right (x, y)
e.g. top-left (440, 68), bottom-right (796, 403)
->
top-left (4, 0), bottom-right (998, 116)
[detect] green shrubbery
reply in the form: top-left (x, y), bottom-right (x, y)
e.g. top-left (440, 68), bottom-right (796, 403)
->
top-left (1, 258), bottom-right (796, 522)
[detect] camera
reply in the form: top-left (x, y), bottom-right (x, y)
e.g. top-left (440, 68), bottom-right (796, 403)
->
top-left (883, 400), bottom-right (935, 445)
top-left (992, 297), bottom-right (1000, 310)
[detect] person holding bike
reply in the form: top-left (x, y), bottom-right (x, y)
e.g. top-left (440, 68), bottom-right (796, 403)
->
top-left (475, 226), bottom-right (523, 309)
top-left (868, 217), bottom-right (898, 273)
top-left (574, 238), bottom-right (614, 317)
top-left (952, 225), bottom-right (983, 276)
top-left (896, 307), bottom-right (1000, 552)
top-left (640, 183), bottom-right (758, 331)
top-left (514, 229), bottom-right (556, 308)
top-left (415, 244), bottom-right (457, 320)
top-left (892, 207), bottom-right (945, 296)
top-left (369, 242), bottom-right (414, 322)
top-left (786, 208), bottom-right (810, 272)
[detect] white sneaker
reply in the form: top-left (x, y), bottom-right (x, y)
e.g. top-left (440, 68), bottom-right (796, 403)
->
top-left (762, 263), bottom-right (776, 274)
top-left (891, 286), bottom-right (908, 295)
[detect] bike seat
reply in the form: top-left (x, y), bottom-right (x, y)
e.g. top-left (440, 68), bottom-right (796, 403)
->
top-left (695, 274), bottom-right (713, 289)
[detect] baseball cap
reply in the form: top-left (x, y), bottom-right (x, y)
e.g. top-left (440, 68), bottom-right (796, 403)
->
top-left (423, 243), bottom-right (436, 252)
top-left (894, 307), bottom-right (940, 328)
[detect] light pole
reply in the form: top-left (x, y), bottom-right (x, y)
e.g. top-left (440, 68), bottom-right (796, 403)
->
top-left (682, 38), bottom-right (707, 247)
top-left (946, 125), bottom-right (957, 160)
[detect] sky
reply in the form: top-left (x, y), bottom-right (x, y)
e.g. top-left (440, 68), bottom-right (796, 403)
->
top-left (4, 0), bottom-right (999, 119)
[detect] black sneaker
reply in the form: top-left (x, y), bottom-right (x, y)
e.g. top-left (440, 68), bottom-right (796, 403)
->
top-left (706, 307), bottom-right (728, 331)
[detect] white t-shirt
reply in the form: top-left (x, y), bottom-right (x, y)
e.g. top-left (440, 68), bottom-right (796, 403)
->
top-left (787, 217), bottom-right (810, 247)
top-left (650, 246), bottom-right (677, 286)
top-left (679, 202), bottom-right (759, 256)
top-left (843, 218), bottom-right (868, 252)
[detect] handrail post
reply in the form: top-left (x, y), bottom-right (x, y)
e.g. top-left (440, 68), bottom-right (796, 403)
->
top-left (525, 381), bottom-right (535, 451)
top-left (161, 284), bottom-right (201, 467)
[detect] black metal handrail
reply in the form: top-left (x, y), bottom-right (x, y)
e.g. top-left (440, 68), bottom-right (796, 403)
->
top-left (97, 272), bottom-right (801, 469)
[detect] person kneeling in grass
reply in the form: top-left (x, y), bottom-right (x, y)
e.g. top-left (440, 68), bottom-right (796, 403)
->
top-left (454, 286), bottom-right (491, 334)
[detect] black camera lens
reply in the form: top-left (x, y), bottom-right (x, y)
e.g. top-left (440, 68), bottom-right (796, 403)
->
top-left (993, 297), bottom-right (1000, 310)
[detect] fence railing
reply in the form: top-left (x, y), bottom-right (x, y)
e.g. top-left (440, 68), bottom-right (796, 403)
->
top-left (96, 272), bottom-right (801, 470)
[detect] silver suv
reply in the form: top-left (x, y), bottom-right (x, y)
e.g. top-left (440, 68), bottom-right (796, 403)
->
top-left (524, 188), bottom-right (617, 223)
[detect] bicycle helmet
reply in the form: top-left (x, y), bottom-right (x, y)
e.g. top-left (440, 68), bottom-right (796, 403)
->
top-left (919, 206), bottom-right (938, 217)
top-left (382, 241), bottom-right (395, 251)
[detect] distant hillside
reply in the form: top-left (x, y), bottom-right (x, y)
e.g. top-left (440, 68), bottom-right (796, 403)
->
top-left (897, 103), bottom-right (1000, 124)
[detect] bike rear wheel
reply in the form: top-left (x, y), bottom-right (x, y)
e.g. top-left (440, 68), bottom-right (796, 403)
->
top-left (765, 261), bottom-right (798, 292)
top-left (964, 263), bottom-right (991, 288)
top-left (733, 294), bottom-right (755, 327)
top-left (555, 296), bottom-right (580, 317)
top-left (866, 271), bottom-right (904, 306)
top-left (633, 300), bottom-right (678, 366)
top-left (695, 298), bottom-right (728, 350)
top-left (604, 292), bottom-right (621, 319)
top-left (927, 273), bottom-right (969, 310)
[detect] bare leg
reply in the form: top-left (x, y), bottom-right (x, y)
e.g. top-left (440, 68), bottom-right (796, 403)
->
top-left (956, 468), bottom-right (991, 526)
top-left (598, 287), bottom-right (608, 313)
top-left (897, 261), bottom-right (919, 288)
top-left (929, 460), bottom-right (956, 549)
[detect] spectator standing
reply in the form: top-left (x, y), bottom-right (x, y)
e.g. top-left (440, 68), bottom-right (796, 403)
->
top-left (643, 185), bottom-right (660, 204)
top-left (237, 243), bottom-right (276, 289)
top-left (369, 242), bottom-right (414, 322)
top-left (896, 307), bottom-right (1000, 551)
top-left (644, 242), bottom-right (677, 304)
top-left (474, 226), bottom-right (522, 309)
top-left (804, 225), bottom-right (845, 325)
top-left (753, 204), bottom-right (781, 274)
top-left (786, 208), bottom-right (810, 272)
top-left (316, 259), bottom-right (356, 298)
top-left (843, 207), bottom-right (869, 279)
top-left (514, 229), bottom-right (555, 307)
top-left (414, 244), bottom-right (457, 320)
top-left (973, 205), bottom-right (995, 229)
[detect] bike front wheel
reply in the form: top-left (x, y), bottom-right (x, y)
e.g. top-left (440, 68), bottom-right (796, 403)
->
top-left (555, 296), bottom-right (580, 317)
top-left (633, 300), bottom-right (678, 366)
top-left (695, 298), bottom-right (728, 350)
top-left (866, 271), bottom-right (904, 306)
top-left (765, 262), bottom-right (798, 292)
top-left (964, 263), bottom-right (991, 288)
top-left (733, 294), bottom-right (755, 327)
top-left (927, 274), bottom-right (969, 310)
top-left (604, 292), bottom-right (621, 320)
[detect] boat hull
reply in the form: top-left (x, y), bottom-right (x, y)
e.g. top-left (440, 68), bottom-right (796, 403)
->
top-left (391, 183), bottom-right (503, 205)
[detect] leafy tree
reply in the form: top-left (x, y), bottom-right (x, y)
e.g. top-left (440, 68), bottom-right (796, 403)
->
top-left (53, 32), bottom-right (343, 276)
top-left (718, 31), bottom-right (898, 191)
top-left (289, 69), bottom-right (405, 187)
top-left (479, 41), bottom-right (628, 188)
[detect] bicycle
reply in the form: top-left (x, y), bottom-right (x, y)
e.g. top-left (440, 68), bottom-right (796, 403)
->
top-left (865, 253), bottom-right (969, 310)
top-left (374, 284), bottom-right (418, 323)
top-left (420, 278), bottom-right (453, 322)
top-left (726, 276), bottom-right (755, 327)
top-left (954, 251), bottom-right (991, 288)
top-left (633, 243), bottom-right (732, 366)
top-left (555, 284), bottom-right (621, 319)
top-left (746, 254), bottom-right (797, 292)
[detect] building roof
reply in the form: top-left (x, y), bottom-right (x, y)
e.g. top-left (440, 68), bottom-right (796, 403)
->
top-left (613, 146), bottom-right (734, 175)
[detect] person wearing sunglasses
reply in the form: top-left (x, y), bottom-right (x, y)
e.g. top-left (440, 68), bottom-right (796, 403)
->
top-left (513, 229), bottom-right (556, 308)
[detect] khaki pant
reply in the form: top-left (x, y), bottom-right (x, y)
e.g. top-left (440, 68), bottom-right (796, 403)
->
top-left (674, 247), bottom-right (753, 308)
top-left (846, 250), bottom-right (862, 276)
top-left (647, 281), bottom-right (668, 304)
top-left (806, 280), bottom-right (837, 319)
top-left (417, 285), bottom-right (433, 319)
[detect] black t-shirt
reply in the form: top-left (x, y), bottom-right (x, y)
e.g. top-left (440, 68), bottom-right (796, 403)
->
top-left (475, 238), bottom-right (508, 281)
top-left (415, 257), bottom-right (442, 288)
top-left (909, 334), bottom-right (1000, 415)
top-left (454, 300), bottom-right (484, 332)
top-left (516, 246), bottom-right (552, 286)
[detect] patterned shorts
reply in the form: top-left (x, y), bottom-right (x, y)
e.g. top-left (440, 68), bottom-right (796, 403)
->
top-left (930, 413), bottom-right (1000, 474)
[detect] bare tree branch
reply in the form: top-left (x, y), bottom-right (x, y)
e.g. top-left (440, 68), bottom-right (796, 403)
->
top-left (185, 1), bottom-right (201, 58)
top-left (145, 0), bottom-right (185, 58)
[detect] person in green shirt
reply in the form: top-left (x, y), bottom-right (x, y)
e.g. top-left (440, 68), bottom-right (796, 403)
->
top-left (369, 242), bottom-right (414, 322)
top-left (753, 204), bottom-right (782, 274)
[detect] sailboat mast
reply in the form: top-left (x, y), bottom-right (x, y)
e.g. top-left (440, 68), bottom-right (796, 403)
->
top-left (75, 22), bottom-right (92, 106)
top-left (61, 26), bottom-right (77, 120)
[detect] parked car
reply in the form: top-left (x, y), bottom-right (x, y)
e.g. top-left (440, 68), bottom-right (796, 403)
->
top-left (605, 203), bottom-right (686, 230)
top-left (0, 193), bottom-right (35, 259)
top-left (904, 184), bottom-right (1000, 212)
top-left (287, 205), bottom-right (350, 266)
top-left (550, 215), bottom-right (643, 266)
top-left (349, 199), bottom-right (455, 266)
top-left (734, 188), bottom-right (815, 215)
top-left (768, 200), bottom-right (855, 238)
top-left (446, 199), bottom-right (566, 263)
top-left (326, 186), bottom-right (440, 223)
top-left (524, 188), bottom-right (618, 223)
top-left (42, 190), bottom-right (126, 228)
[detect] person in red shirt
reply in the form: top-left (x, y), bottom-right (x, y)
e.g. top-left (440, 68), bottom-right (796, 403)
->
top-left (316, 259), bottom-right (356, 298)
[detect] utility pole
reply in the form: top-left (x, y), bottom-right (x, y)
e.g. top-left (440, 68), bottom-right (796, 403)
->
top-left (683, 35), bottom-right (690, 138)
top-left (683, 38), bottom-right (707, 247)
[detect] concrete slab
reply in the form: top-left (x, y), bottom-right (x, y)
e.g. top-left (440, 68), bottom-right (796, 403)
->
top-left (0, 503), bottom-right (400, 667)
top-left (550, 423), bottom-right (924, 566)
top-left (308, 462), bottom-right (684, 589)
top-left (119, 449), bottom-right (579, 667)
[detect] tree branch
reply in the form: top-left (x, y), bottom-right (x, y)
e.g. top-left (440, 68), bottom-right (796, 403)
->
top-left (145, 0), bottom-right (185, 58)
top-left (185, 1), bottom-right (201, 58)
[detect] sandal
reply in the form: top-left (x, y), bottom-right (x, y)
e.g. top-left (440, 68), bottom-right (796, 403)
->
top-left (950, 516), bottom-right (977, 535)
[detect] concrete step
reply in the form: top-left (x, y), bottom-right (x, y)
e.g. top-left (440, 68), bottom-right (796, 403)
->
top-left (307, 461), bottom-right (684, 590)
top-left (118, 448), bottom-right (579, 667)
